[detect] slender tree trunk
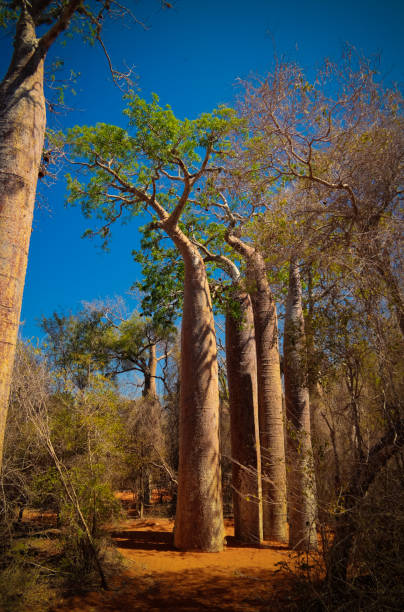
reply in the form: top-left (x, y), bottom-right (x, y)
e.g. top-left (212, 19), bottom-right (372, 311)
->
top-left (143, 343), bottom-right (157, 398)
top-left (18, 506), bottom-right (24, 522)
top-left (0, 14), bottom-right (46, 468)
top-left (226, 234), bottom-right (287, 543)
top-left (226, 290), bottom-right (263, 544)
top-left (327, 421), bottom-right (404, 590)
top-left (165, 228), bottom-right (224, 551)
top-left (143, 468), bottom-right (152, 506)
top-left (284, 259), bottom-right (317, 550)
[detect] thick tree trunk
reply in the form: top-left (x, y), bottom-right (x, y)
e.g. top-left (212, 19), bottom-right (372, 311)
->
top-left (284, 259), bottom-right (317, 550)
top-left (250, 257), bottom-right (287, 543)
top-left (226, 234), bottom-right (287, 543)
top-left (226, 291), bottom-right (263, 544)
top-left (0, 14), bottom-right (46, 468)
top-left (167, 229), bottom-right (224, 551)
top-left (0, 0), bottom-right (81, 469)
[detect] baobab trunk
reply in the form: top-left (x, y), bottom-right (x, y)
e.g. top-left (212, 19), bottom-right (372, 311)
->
top-left (284, 259), bottom-right (317, 550)
top-left (0, 13), bottom-right (46, 468)
top-left (226, 234), bottom-right (287, 543)
top-left (226, 291), bottom-right (263, 544)
top-left (168, 229), bottom-right (224, 551)
top-left (249, 256), bottom-right (287, 543)
top-left (0, 0), bottom-right (82, 470)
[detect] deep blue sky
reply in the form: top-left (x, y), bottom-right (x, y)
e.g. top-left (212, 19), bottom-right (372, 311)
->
top-left (1, 0), bottom-right (403, 341)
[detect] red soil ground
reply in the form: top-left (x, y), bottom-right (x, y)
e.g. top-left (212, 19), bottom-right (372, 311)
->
top-left (53, 508), bottom-right (303, 612)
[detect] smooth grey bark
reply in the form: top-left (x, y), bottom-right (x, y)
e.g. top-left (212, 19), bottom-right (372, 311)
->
top-left (142, 343), bottom-right (158, 398)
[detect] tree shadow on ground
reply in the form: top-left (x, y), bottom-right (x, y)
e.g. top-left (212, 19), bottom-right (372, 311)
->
top-left (110, 526), bottom-right (289, 554)
top-left (110, 528), bottom-right (174, 552)
top-left (54, 520), bottom-right (305, 611)
top-left (56, 567), bottom-right (298, 612)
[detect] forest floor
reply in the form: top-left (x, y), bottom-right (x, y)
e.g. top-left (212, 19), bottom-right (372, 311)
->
top-left (52, 496), bottom-right (312, 612)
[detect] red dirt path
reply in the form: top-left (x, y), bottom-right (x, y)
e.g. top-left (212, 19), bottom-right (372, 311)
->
top-left (54, 516), bottom-right (301, 612)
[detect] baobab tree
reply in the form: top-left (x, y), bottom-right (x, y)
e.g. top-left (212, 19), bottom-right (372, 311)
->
top-left (63, 94), bottom-right (236, 550)
top-left (0, 0), bottom-right (150, 470)
top-left (207, 194), bottom-right (287, 543)
top-left (195, 240), bottom-right (263, 544)
top-left (284, 258), bottom-right (317, 550)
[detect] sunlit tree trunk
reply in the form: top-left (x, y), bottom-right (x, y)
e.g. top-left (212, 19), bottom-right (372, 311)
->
top-left (143, 343), bottom-right (157, 398)
top-left (226, 290), bottom-right (263, 544)
top-left (0, 0), bottom-right (81, 470)
top-left (66, 118), bottom-right (226, 550)
top-left (226, 233), bottom-right (287, 543)
top-left (165, 227), bottom-right (224, 551)
top-left (284, 259), bottom-right (317, 550)
top-left (0, 13), bottom-right (46, 469)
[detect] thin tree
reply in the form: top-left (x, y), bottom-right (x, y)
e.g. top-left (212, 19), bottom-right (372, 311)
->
top-left (42, 305), bottom-right (173, 396)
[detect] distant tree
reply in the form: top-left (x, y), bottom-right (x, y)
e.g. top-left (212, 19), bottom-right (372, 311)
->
top-left (120, 394), bottom-right (170, 517)
top-left (42, 304), bottom-right (174, 396)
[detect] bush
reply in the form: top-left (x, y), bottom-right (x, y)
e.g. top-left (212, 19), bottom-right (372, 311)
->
top-left (0, 555), bottom-right (53, 612)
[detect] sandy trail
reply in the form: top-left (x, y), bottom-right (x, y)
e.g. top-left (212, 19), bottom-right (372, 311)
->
top-left (54, 517), bottom-right (299, 611)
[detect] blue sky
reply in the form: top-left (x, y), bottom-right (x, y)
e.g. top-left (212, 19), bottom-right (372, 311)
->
top-left (1, 0), bottom-right (403, 341)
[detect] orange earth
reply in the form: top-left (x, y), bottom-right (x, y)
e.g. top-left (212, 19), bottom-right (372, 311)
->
top-left (53, 506), bottom-right (305, 612)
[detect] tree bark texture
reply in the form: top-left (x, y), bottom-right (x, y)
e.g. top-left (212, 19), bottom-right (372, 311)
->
top-left (0, 0), bottom-right (82, 469)
top-left (284, 259), bottom-right (318, 550)
top-left (226, 291), bottom-right (263, 544)
top-left (226, 234), bottom-right (287, 542)
top-left (168, 229), bottom-right (224, 551)
top-left (143, 343), bottom-right (157, 398)
top-left (0, 12), bottom-right (46, 467)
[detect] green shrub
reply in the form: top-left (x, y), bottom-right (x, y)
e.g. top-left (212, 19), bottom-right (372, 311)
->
top-left (0, 557), bottom-right (53, 612)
